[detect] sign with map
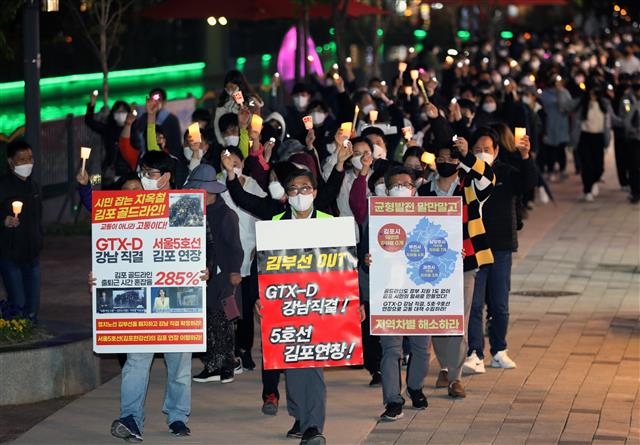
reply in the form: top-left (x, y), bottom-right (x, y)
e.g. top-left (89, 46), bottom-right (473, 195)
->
top-left (368, 196), bottom-right (464, 335)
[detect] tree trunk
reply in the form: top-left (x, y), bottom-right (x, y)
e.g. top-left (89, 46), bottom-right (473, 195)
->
top-left (100, 23), bottom-right (109, 106)
top-left (302, 3), bottom-right (310, 79)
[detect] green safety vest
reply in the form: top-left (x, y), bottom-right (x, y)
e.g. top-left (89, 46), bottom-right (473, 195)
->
top-left (272, 209), bottom-right (333, 220)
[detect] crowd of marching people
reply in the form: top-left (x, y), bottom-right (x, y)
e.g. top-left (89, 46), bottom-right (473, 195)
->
top-left (71, 30), bottom-right (640, 444)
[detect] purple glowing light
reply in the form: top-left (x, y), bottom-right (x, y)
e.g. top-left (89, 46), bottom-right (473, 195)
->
top-left (277, 26), bottom-right (324, 84)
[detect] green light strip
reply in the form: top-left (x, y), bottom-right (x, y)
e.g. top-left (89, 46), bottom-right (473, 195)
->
top-left (0, 62), bottom-right (205, 92)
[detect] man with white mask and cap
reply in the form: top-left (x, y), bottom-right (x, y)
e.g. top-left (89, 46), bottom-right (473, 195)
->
top-left (0, 139), bottom-right (42, 321)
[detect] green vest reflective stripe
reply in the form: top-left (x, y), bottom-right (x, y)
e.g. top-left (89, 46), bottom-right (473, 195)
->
top-left (272, 210), bottom-right (332, 220)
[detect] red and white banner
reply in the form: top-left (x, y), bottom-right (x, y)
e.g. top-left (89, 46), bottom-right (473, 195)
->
top-left (91, 190), bottom-right (207, 353)
top-left (256, 217), bottom-right (363, 370)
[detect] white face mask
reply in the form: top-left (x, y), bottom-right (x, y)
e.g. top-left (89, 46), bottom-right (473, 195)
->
top-left (374, 183), bottom-right (387, 196)
top-left (293, 95), bottom-right (309, 110)
top-left (183, 146), bottom-right (194, 161)
top-left (14, 163), bottom-right (33, 178)
top-left (223, 135), bottom-right (239, 147)
top-left (373, 144), bottom-right (387, 160)
top-left (475, 152), bottom-right (495, 166)
top-left (140, 176), bottom-right (160, 190)
top-left (350, 154), bottom-right (363, 170)
top-left (268, 181), bottom-right (285, 200)
top-left (288, 193), bottom-right (314, 213)
top-left (388, 186), bottom-right (413, 197)
top-left (530, 60), bottom-right (540, 71)
top-left (311, 111), bottom-right (326, 126)
top-left (482, 102), bottom-right (497, 113)
top-left (522, 96), bottom-right (533, 106)
top-left (113, 112), bottom-right (127, 126)
top-left (361, 104), bottom-right (376, 116)
top-left (233, 167), bottom-right (243, 177)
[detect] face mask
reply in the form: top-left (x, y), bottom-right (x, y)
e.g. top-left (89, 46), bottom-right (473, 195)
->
top-left (113, 112), bottom-right (127, 126)
top-left (553, 54), bottom-right (563, 64)
top-left (412, 168), bottom-right (424, 179)
top-left (482, 102), bottom-right (497, 113)
top-left (373, 144), bottom-right (387, 160)
top-left (225, 87), bottom-right (239, 96)
top-left (311, 111), bottom-right (326, 126)
top-left (268, 181), bottom-right (285, 200)
top-left (436, 162), bottom-right (458, 177)
top-left (475, 152), bottom-right (495, 166)
top-left (288, 193), bottom-right (314, 213)
top-left (223, 135), bottom-right (239, 147)
top-left (374, 183), bottom-right (387, 196)
top-left (233, 167), bottom-right (243, 177)
top-left (361, 104), bottom-right (376, 116)
top-left (388, 186), bottom-right (413, 197)
top-left (14, 163), bottom-right (33, 178)
top-left (530, 60), bottom-right (540, 71)
top-left (293, 95), bottom-right (309, 110)
top-left (498, 66), bottom-right (510, 76)
top-left (350, 154), bottom-right (363, 170)
top-left (522, 96), bottom-right (532, 106)
top-left (183, 146), bottom-right (194, 161)
top-left (140, 176), bottom-right (160, 190)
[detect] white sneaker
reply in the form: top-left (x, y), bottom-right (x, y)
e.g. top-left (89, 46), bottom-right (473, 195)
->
top-left (581, 193), bottom-right (594, 202)
top-left (462, 351), bottom-right (486, 374)
top-left (538, 186), bottom-right (550, 204)
top-left (591, 183), bottom-right (599, 197)
top-left (490, 350), bottom-right (517, 369)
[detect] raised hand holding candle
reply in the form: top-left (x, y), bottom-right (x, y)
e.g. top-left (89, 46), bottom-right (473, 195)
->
top-left (351, 105), bottom-right (359, 134)
top-left (340, 122), bottom-right (352, 141)
top-left (80, 146), bottom-right (92, 173)
top-left (12, 201), bottom-right (23, 218)
top-left (250, 114), bottom-right (263, 132)
top-left (188, 123), bottom-right (201, 143)
top-left (410, 69), bottom-right (419, 81)
top-left (398, 61), bottom-right (407, 74)
top-left (401, 126), bottom-right (413, 141)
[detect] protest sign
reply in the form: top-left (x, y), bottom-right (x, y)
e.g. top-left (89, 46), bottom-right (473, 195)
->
top-left (91, 190), bottom-right (207, 353)
top-left (256, 217), bottom-right (363, 370)
top-left (369, 196), bottom-right (464, 335)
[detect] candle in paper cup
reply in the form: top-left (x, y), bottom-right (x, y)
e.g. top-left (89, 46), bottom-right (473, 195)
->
top-left (332, 72), bottom-right (340, 80)
top-left (401, 126), bottom-right (413, 141)
top-left (340, 122), bottom-right (352, 137)
top-left (92, 89), bottom-right (98, 97)
top-left (404, 86), bottom-right (413, 97)
top-left (369, 110), bottom-right (378, 124)
top-left (188, 123), bottom-right (201, 143)
top-left (250, 114), bottom-right (263, 132)
top-left (398, 62), bottom-right (407, 73)
top-left (12, 201), bottom-right (23, 218)
top-left (302, 115), bottom-right (313, 130)
top-left (410, 69), bottom-right (419, 80)
top-left (80, 146), bottom-right (92, 172)
top-left (514, 127), bottom-right (526, 145)
top-left (232, 90), bottom-right (244, 105)
top-left (350, 105), bottom-right (359, 133)
top-left (421, 152), bottom-right (435, 165)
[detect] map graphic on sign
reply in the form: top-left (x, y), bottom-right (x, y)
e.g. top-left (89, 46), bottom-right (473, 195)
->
top-left (405, 217), bottom-right (457, 286)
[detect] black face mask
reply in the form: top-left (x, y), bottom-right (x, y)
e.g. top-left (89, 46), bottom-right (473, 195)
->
top-left (436, 162), bottom-right (458, 177)
top-left (412, 168), bottom-right (424, 179)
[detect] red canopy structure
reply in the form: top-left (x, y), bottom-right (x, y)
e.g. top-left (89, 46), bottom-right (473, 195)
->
top-left (438, 0), bottom-right (567, 5)
top-left (141, 0), bottom-right (387, 21)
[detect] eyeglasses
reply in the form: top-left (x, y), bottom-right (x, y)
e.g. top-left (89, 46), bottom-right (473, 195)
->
top-left (390, 182), bottom-right (415, 190)
top-left (286, 185), bottom-right (314, 196)
top-left (139, 168), bottom-right (162, 179)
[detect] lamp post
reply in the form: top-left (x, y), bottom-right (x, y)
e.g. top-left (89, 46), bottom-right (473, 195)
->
top-left (23, 0), bottom-right (42, 185)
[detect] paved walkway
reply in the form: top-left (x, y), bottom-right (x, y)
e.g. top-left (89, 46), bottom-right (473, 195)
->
top-left (5, 151), bottom-right (640, 445)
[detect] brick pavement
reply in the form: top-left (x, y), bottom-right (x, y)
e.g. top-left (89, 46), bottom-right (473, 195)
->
top-left (5, 151), bottom-right (639, 445)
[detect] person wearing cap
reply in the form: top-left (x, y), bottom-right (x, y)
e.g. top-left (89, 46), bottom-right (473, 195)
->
top-left (186, 164), bottom-right (244, 384)
top-left (417, 134), bottom-right (495, 398)
top-left (110, 151), bottom-right (193, 442)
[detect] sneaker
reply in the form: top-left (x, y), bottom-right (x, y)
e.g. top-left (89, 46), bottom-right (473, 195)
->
top-left (462, 351), bottom-right (486, 374)
top-left (192, 368), bottom-right (221, 383)
top-left (581, 192), bottom-right (594, 202)
top-left (369, 371), bottom-right (382, 386)
top-left (168, 421), bottom-right (190, 437)
top-left (538, 186), bottom-right (550, 204)
top-left (220, 368), bottom-right (234, 383)
top-left (262, 393), bottom-right (279, 415)
top-left (379, 402), bottom-right (404, 421)
top-left (286, 420), bottom-right (303, 439)
top-left (407, 387), bottom-right (428, 410)
top-left (300, 426), bottom-right (326, 445)
top-left (435, 369), bottom-right (449, 388)
top-left (490, 350), bottom-right (517, 369)
top-left (401, 353), bottom-right (410, 367)
top-left (448, 380), bottom-right (466, 398)
top-left (234, 358), bottom-right (243, 376)
top-left (111, 415), bottom-right (143, 442)
top-left (591, 183), bottom-right (599, 197)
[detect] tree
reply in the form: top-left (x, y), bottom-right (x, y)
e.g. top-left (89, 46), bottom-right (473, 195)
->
top-left (64, 0), bottom-right (136, 107)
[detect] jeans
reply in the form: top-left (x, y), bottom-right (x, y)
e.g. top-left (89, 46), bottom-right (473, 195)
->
top-left (468, 250), bottom-right (512, 358)
top-left (0, 256), bottom-right (40, 318)
top-left (120, 352), bottom-right (192, 432)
